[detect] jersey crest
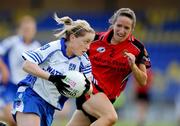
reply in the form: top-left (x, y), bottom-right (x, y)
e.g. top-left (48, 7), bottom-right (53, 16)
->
top-left (97, 47), bottom-right (105, 53)
top-left (69, 63), bottom-right (76, 70)
top-left (40, 44), bottom-right (50, 50)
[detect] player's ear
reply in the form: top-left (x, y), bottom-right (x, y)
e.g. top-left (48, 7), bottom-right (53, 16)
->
top-left (69, 34), bottom-right (76, 41)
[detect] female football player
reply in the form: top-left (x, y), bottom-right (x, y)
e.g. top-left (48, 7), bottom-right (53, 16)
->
top-left (67, 8), bottom-right (151, 126)
top-left (12, 14), bottom-right (95, 126)
top-left (0, 15), bottom-right (40, 126)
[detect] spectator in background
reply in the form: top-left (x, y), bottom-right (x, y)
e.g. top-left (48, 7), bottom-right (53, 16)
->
top-left (0, 15), bottom-right (40, 126)
top-left (0, 59), bottom-right (14, 126)
top-left (133, 68), bottom-right (153, 126)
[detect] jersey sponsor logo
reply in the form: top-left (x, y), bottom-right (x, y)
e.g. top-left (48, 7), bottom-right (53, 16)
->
top-left (45, 66), bottom-right (61, 75)
top-left (93, 56), bottom-right (129, 71)
top-left (109, 48), bottom-right (115, 57)
top-left (40, 44), bottom-right (50, 50)
top-left (97, 47), bottom-right (105, 53)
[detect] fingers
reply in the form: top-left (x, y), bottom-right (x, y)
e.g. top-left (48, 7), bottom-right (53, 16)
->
top-left (60, 75), bottom-right (66, 79)
top-left (124, 52), bottom-right (136, 64)
top-left (58, 86), bottom-right (72, 96)
top-left (83, 74), bottom-right (91, 85)
top-left (54, 82), bottom-right (70, 89)
top-left (85, 78), bottom-right (90, 85)
top-left (59, 90), bottom-right (67, 96)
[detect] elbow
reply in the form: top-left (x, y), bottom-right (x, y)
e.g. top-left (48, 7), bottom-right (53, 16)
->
top-left (141, 79), bottom-right (147, 86)
top-left (22, 62), bottom-right (26, 71)
top-left (140, 74), bottom-right (148, 86)
top-left (22, 60), bottom-right (30, 72)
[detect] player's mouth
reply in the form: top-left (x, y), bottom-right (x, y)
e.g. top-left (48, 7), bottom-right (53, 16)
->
top-left (82, 51), bottom-right (86, 54)
top-left (117, 33), bottom-right (125, 38)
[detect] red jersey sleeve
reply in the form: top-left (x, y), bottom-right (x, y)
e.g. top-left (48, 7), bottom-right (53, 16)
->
top-left (132, 39), bottom-right (151, 68)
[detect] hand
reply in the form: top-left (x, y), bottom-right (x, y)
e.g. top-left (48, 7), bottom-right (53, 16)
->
top-left (124, 52), bottom-right (136, 66)
top-left (82, 74), bottom-right (91, 95)
top-left (48, 75), bottom-right (70, 95)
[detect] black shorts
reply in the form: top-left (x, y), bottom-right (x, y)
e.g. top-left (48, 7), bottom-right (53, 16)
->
top-left (76, 95), bottom-right (97, 123)
top-left (135, 92), bottom-right (150, 102)
top-left (76, 84), bottom-right (115, 123)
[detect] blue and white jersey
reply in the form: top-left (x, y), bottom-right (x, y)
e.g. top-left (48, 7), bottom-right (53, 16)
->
top-left (19, 38), bottom-right (92, 110)
top-left (0, 35), bottom-right (40, 84)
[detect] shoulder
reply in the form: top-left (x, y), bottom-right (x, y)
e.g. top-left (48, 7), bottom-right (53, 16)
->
top-left (79, 53), bottom-right (90, 61)
top-left (43, 39), bottom-right (61, 50)
top-left (32, 40), bottom-right (41, 47)
top-left (37, 39), bottom-right (62, 56)
top-left (94, 31), bottom-right (108, 41)
top-left (1, 35), bottom-right (19, 43)
top-left (130, 36), bottom-right (145, 51)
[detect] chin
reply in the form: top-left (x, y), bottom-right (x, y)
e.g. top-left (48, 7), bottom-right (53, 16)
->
top-left (75, 53), bottom-right (83, 56)
top-left (119, 37), bottom-right (126, 42)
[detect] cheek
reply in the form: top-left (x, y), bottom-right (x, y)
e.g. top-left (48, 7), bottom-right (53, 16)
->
top-left (126, 31), bottom-right (132, 37)
top-left (114, 26), bottom-right (119, 31)
top-left (115, 27), bottom-right (125, 34)
top-left (73, 42), bottom-right (83, 50)
top-left (78, 41), bottom-right (85, 48)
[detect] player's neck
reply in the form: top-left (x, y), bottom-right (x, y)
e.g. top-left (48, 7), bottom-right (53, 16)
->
top-left (66, 43), bottom-right (74, 57)
top-left (23, 37), bottom-right (33, 44)
top-left (111, 37), bottom-right (121, 45)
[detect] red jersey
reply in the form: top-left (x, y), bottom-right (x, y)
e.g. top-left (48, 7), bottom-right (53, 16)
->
top-left (89, 30), bottom-right (151, 100)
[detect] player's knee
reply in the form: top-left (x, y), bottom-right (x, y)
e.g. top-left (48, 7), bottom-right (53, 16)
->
top-left (105, 112), bottom-right (118, 125)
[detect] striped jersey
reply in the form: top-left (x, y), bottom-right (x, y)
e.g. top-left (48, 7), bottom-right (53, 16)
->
top-left (19, 38), bottom-right (92, 109)
top-left (0, 35), bottom-right (40, 84)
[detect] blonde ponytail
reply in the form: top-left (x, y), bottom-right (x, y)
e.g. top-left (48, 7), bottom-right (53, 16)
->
top-left (54, 13), bottom-right (94, 38)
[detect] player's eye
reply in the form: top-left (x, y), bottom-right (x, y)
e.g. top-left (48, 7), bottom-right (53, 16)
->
top-left (84, 40), bottom-right (91, 44)
top-left (124, 26), bottom-right (130, 30)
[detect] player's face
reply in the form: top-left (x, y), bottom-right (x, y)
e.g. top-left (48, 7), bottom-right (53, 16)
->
top-left (70, 32), bottom-right (95, 56)
top-left (19, 20), bottom-right (37, 42)
top-left (113, 16), bottom-right (133, 42)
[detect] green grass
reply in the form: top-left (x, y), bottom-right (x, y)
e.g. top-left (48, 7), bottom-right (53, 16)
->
top-left (114, 121), bottom-right (176, 126)
top-left (52, 119), bottom-right (177, 126)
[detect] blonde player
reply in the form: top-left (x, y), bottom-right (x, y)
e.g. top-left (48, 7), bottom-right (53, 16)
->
top-left (12, 15), bottom-right (95, 126)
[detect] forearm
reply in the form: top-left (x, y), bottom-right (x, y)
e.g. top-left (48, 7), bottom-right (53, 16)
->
top-left (22, 60), bottom-right (50, 80)
top-left (131, 63), bottom-right (147, 86)
top-left (0, 59), bottom-right (9, 83)
top-left (0, 60), bottom-right (9, 75)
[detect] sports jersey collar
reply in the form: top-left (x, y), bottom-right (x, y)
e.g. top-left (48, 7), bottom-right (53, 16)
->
top-left (60, 38), bottom-right (76, 59)
top-left (102, 30), bottom-right (113, 43)
top-left (102, 30), bottom-right (134, 44)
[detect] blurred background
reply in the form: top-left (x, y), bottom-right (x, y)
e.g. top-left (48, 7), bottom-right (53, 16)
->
top-left (0, 0), bottom-right (180, 126)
